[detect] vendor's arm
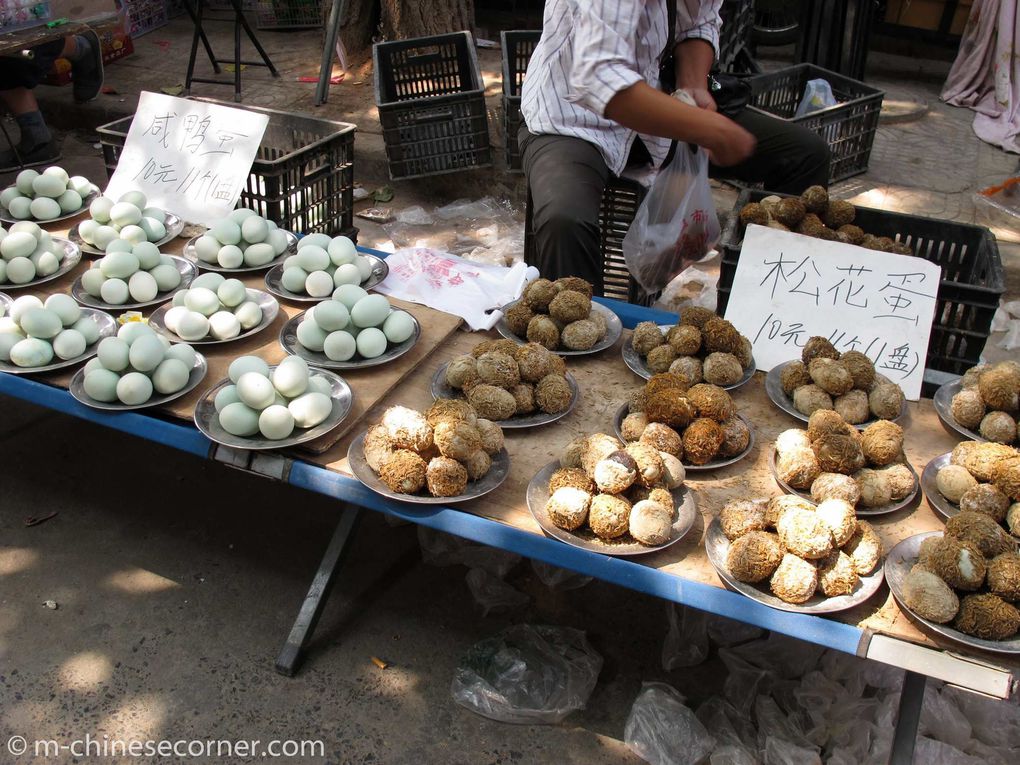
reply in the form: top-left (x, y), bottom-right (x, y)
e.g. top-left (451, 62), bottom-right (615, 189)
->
top-left (604, 83), bottom-right (753, 165)
top-left (675, 1), bottom-right (724, 109)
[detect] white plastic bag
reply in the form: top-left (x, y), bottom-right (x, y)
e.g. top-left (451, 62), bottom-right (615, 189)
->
top-left (662, 604), bottom-right (710, 669)
top-left (622, 142), bottom-right (720, 293)
top-left (530, 560), bottom-right (592, 591)
top-left (624, 682), bottom-right (716, 765)
top-left (374, 247), bottom-right (529, 331)
top-left (451, 624), bottom-right (602, 724)
top-left (465, 568), bottom-right (529, 616)
top-left (795, 79), bottom-right (837, 118)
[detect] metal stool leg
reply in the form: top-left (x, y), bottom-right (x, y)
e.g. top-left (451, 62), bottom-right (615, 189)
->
top-left (184, 0), bottom-right (207, 95)
top-left (233, 6), bottom-right (242, 101)
top-left (182, 0), bottom-right (220, 72)
top-left (315, 0), bottom-right (346, 106)
top-left (231, 0), bottom-right (279, 77)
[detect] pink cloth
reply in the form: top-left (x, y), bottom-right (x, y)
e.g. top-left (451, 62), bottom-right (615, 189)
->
top-left (941, 0), bottom-right (1020, 154)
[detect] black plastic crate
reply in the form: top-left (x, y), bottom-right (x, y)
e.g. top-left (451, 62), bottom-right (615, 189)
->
top-left (500, 30), bottom-right (541, 172)
top-left (524, 175), bottom-right (657, 306)
top-left (97, 99), bottom-right (357, 238)
top-left (717, 189), bottom-right (1005, 380)
top-left (746, 63), bottom-right (884, 182)
top-left (256, 0), bottom-right (322, 30)
top-left (718, 0), bottom-right (756, 74)
top-left (374, 31), bottom-right (491, 180)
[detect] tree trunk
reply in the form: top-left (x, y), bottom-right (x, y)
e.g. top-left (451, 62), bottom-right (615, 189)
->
top-left (380, 0), bottom-right (474, 38)
top-left (340, 0), bottom-right (475, 57)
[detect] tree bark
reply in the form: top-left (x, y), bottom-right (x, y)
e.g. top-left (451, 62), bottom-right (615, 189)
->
top-left (340, 0), bottom-right (475, 57)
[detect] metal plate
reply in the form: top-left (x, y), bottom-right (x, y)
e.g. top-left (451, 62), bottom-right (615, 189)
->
top-left (0, 307), bottom-right (116, 374)
top-left (279, 308), bottom-right (420, 370)
top-left (706, 517), bottom-right (886, 614)
top-left (525, 460), bottom-right (697, 556)
top-left (886, 532), bottom-right (1020, 654)
top-left (620, 325), bottom-right (756, 390)
top-left (264, 254), bottom-right (389, 302)
top-left (194, 366), bottom-right (352, 450)
top-left (68, 350), bottom-right (208, 410)
top-left (149, 288), bottom-right (279, 345)
top-left (69, 212), bottom-right (185, 256)
top-left (765, 360), bottom-right (906, 428)
top-left (613, 403), bottom-right (755, 471)
top-left (494, 299), bottom-right (623, 356)
top-left (0, 187), bottom-right (100, 225)
top-left (180, 230), bottom-right (298, 273)
top-left (767, 446), bottom-right (919, 517)
top-left (348, 431), bottom-right (510, 504)
top-left (71, 255), bottom-right (197, 311)
top-left (430, 362), bottom-right (579, 429)
top-left (0, 238), bottom-right (81, 291)
top-left (932, 380), bottom-right (1000, 444)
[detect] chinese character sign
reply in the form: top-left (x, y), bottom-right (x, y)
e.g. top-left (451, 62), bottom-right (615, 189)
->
top-left (723, 225), bottom-right (941, 400)
top-left (105, 92), bottom-right (269, 226)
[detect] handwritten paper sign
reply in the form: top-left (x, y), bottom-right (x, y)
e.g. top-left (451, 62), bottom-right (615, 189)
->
top-left (723, 225), bottom-right (941, 400)
top-left (105, 92), bottom-right (269, 226)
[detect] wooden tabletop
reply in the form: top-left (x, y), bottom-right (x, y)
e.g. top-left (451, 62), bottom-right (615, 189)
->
top-left (8, 205), bottom-right (1020, 674)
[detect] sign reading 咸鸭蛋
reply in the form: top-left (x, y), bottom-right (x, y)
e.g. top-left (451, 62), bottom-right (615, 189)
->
top-left (105, 92), bottom-right (269, 227)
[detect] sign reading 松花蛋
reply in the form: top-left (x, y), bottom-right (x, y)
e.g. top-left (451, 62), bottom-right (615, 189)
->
top-left (723, 225), bottom-right (940, 400)
top-left (104, 92), bottom-right (269, 227)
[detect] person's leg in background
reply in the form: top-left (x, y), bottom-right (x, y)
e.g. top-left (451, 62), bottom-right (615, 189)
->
top-left (712, 107), bottom-right (831, 193)
top-left (521, 126), bottom-right (611, 293)
top-left (0, 31), bottom-right (103, 171)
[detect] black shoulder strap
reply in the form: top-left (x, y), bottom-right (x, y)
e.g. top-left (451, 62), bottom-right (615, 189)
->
top-left (659, 1), bottom-right (678, 93)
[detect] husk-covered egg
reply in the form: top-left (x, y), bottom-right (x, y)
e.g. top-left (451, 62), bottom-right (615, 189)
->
top-left (220, 402), bottom-right (260, 436)
top-left (351, 294), bottom-right (390, 328)
top-left (289, 391), bottom-right (332, 428)
top-left (272, 356), bottom-right (309, 398)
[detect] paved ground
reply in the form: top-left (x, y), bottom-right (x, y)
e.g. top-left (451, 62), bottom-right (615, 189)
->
top-left (2, 17), bottom-right (1020, 765)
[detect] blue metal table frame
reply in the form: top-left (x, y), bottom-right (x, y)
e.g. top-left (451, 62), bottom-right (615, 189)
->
top-left (1, 245), bottom-right (1015, 762)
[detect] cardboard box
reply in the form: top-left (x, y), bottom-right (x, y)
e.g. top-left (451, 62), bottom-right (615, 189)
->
top-left (885, 0), bottom-right (973, 35)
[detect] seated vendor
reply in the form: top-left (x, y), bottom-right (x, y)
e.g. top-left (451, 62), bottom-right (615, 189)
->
top-left (521, 0), bottom-right (830, 293)
top-left (0, 30), bottom-right (104, 171)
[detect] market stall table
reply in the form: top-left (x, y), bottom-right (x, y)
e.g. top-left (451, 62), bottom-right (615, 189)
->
top-left (1, 222), bottom-right (1017, 761)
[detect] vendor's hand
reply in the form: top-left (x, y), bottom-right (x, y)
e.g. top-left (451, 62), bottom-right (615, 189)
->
top-left (686, 87), bottom-right (717, 112)
top-left (706, 118), bottom-right (756, 167)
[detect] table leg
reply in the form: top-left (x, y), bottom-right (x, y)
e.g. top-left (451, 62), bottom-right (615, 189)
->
top-left (315, 0), bottom-right (345, 106)
top-left (275, 505), bottom-right (362, 677)
top-left (233, 8), bottom-right (242, 102)
top-left (889, 670), bottom-right (926, 765)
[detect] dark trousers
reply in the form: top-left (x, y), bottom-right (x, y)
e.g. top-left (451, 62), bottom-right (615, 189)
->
top-left (521, 108), bottom-right (831, 292)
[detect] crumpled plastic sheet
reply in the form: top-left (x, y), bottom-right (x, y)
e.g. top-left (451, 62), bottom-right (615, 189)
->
top-left (915, 736), bottom-right (985, 765)
top-left (762, 736), bottom-right (821, 765)
top-left (451, 624), bottom-right (602, 724)
top-left (705, 614), bottom-right (765, 647)
top-left (730, 633), bottom-right (825, 681)
top-left (656, 266), bottom-right (719, 314)
top-left (719, 648), bottom-right (774, 718)
top-left (696, 696), bottom-right (759, 756)
top-left (755, 696), bottom-right (818, 753)
top-left (418, 527), bottom-right (521, 577)
top-left (999, 320), bottom-right (1020, 349)
top-left (530, 560), bottom-right (592, 591)
top-left (919, 684), bottom-right (973, 750)
top-left (395, 205), bottom-right (435, 225)
top-left (625, 682), bottom-right (717, 765)
top-left (465, 568), bottom-right (529, 616)
top-left (943, 685), bottom-right (1020, 749)
top-left (710, 745), bottom-right (758, 765)
top-left (662, 604), bottom-right (710, 669)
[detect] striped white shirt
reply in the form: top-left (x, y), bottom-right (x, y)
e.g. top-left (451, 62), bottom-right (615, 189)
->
top-left (521, 0), bottom-right (722, 176)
